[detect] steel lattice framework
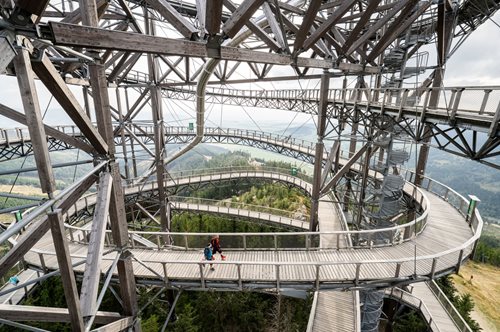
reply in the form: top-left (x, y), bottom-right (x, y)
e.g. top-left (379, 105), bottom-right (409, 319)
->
top-left (0, 0), bottom-right (499, 330)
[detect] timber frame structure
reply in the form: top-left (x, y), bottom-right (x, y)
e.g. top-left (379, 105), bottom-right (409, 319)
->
top-left (0, 0), bottom-right (499, 331)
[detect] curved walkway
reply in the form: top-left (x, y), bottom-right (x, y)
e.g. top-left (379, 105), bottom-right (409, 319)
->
top-left (20, 179), bottom-right (480, 290)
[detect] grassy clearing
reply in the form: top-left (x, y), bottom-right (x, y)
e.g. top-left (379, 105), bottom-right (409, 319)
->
top-left (452, 261), bottom-right (500, 332)
top-left (0, 185), bottom-right (45, 196)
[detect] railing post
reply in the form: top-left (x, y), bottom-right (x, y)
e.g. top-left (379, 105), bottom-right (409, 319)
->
top-left (478, 89), bottom-right (492, 115)
top-left (355, 263), bottom-right (361, 285)
top-left (162, 263), bottom-right (169, 284)
top-left (455, 249), bottom-right (464, 274)
top-left (395, 263), bottom-right (401, 278)
top-left (237, 264), bottom-right (242, 290)
top-left (315, 265), bottom-right (321, 290)
top-left (38, 253), bottom-right (47, 272)
top-left (430, 258), bottom-right (437, 279)
top-left (184, 235), bottom-right (189, 250)
top-left (199, 263), bottom-right (205, 288)
top-left (276, 265), bottom-right (280, 291)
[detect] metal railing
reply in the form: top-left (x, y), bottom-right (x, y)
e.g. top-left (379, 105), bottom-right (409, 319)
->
top-left (124, 165), bottom-right (314, 190)
top-left (166, 85), bottom-right (500, 117)
top-left (428, 280), bottom-right (473, 332)
top-left (65, 179), bottom-right (429, 251)
top-left (401, 169), bottom-right (482, 235)
top-left (385, 287), bottom-right (441, 331)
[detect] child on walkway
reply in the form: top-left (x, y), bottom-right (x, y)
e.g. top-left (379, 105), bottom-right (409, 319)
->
top-left (204, 242), bottom-right (215, 271)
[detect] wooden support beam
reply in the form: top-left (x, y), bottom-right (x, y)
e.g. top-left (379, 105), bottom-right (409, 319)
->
top-left (223, 0), bottom-right (282, 52)
top-left (80, 172), bottom-right (113, 318)
top-left (321, 144), bottom-right (369, 195)
top-left (345, 0), bottom-right (412, 56)
top-left (367, 0), bottom-right (430, 62)
top-left (49, 22), bottom-right (335, 69)
top-left (13, 45), bottom-right (56, 194)
top-left (31, 53), bottom-right (108, 155)
top-left (0, 174), bottom-right (97, 278)
top-left (321, 140), bottom-right (341, 187)
top-left (302, 0), bottom-right (357, 52)
top-left (16, 0), bottom-right (49, 16)
top-left (292, 1), bottom-right (322, 53)
top-left (62, 0), bottom-right (108, 24)
top-left (91, 316), bottom-right (134, 332)
top-left (222, 0), bottom-right (266, 38)
top-left (341, 0), bottom-right (383, 54)
top-left (272, 8), bottom-right (326, 57)
top-left (79, 1), bottom-right (139, 322)
top-left (108, 162), bottom-right (139, 318)
top-left (205, 0), bottom-right (224, 36)
top-left (0, 304), bottom-right (122, 325)
top-left (144, 0), bottom-right (198, 39)
top-left (48, 209), bottom-right (85, 331)
top-left (0, 104), bottom-right (94, 154)
top-left (263, 2), bottom-right (287, 50)
top-left (310, 73), bottom-right (330, 231)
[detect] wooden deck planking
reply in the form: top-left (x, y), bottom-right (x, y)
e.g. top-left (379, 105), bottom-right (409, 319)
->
top-left (411, 282), bottom-right (461, 332)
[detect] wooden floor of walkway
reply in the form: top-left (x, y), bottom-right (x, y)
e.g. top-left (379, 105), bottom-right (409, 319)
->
top-left (309, 198), bottom-right (360, 331)
top-left (410, 282), bottom-right (461, 332)
top-left (0, 269), bottom-right (40, 305)
top-left (23, 188), bottom-right (474, 289)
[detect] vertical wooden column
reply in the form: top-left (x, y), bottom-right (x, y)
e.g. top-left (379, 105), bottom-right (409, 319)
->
top-left (48, 210), bottom-right (85, 332)
top-left (13, 44), bottom-right (56, 195)
top-left (146, 14), bottom-right (169, 238)
top-left (415, 2), bottom-right (457, 186)
top-left (116, 88), bottom-right (130, 179)
top-left (78, 0), bottom-right (139, 323)
top-left (310, 72), bottom-right (330, 231)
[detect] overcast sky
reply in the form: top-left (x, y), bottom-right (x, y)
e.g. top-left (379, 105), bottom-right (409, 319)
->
top-left (0, 11), bottom-right (499, 134)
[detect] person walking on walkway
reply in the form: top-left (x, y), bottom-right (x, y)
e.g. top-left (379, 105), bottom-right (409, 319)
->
top-left (204, 242), bottom-right (215, 270)
top-left (210, 235), bottom-right (226, 260)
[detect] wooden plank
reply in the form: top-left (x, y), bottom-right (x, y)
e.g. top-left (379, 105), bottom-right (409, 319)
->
top-left (0, 103), bottom-right (94, 154)
top-left (31, 53), bottom-right (108, 155)
top-left (80, 172), bottom-right (113, 318)
top-left (0, 174), bottom-right (98, 278)
top-left (48, 210), bottom-right (85, 331)
top-left (222, 0), bottom-right (266, 37)
top-left (13, 46), bottom-right (55, 194)
top-left (0, 304), bottom-right (121, 324)
top-left (91, 316), bottom-right (134, 332)
top-left (144, 0), bottom-right (198, 39)
top-left (205, 0), bottom-right (223, 36)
